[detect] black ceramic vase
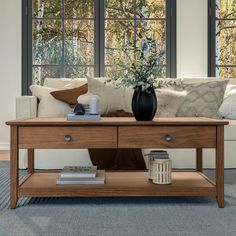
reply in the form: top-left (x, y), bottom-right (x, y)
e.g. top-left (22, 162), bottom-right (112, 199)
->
top-left (131, 87), bottom-right (157, 121)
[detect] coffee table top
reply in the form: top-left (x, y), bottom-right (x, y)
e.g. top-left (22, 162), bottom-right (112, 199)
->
top-left (6, 117), bottom-right (229, 126)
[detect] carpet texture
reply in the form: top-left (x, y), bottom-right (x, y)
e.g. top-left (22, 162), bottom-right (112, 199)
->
top-left (1, 161), bottom-right (236, 236)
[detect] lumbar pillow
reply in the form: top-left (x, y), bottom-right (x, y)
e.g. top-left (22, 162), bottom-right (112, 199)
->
top-left (177, 80), bottom-right (229, 118)
top-left (30, 85), bottom-right (71, 117)
top-left (219, 84), bottom-right (236, 119)
top-left (156, 89), bottom-right (187, 117)
top-left (50, 83), bottom-right (88, 106)
top-left (87, 77), bottom-right (126, 114)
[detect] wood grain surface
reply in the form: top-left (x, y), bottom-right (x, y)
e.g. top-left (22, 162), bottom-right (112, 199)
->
top-left (18, 171), bottom-right (215, 197)
top-left (19, 126), bottom-right (117, 149)
top-left (6, 117), bottom-right (229, 126)
top-left (118, 126), bottom-right (216, 148)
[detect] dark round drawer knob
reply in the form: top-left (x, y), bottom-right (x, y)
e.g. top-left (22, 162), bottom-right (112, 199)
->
top-left (64, 135), bottom-right (72, 142)
top-left (165, 135), bottom-right (172, 142)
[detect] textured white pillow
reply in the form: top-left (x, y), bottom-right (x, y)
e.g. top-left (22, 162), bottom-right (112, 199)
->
top-left (30, 85), bottom-right (71, 117)
top-left (156, 89), bottom-right (187, 117)
top-left (219, 84), bottom-right (236, 119)
top-left (177, 80), bottom-right (229, 118)
top-left (88, 77), bottom-right (126, 114)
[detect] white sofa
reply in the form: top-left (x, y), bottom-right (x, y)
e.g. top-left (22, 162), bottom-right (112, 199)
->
top-left (17, 78), bottom-right (236, 169)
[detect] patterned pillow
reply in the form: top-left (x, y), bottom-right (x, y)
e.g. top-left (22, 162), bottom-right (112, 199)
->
top-left (156, 89), bottom-right (187, 117)
top-left (176, 80), bottom-right (229, 118)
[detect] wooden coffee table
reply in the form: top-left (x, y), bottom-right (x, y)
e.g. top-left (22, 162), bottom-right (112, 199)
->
top-left (6, 117), bottom-right (228, 209)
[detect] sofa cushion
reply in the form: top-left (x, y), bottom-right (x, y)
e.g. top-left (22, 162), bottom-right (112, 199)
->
top-left (219, 84), bottom-right (236, 119)
top-left (224, 119), bottom-right (236, 141)
top-left (30, 85), bottom-right (71, 117)
top-left (155, 89), bottom-right (187, 117)
top-left (50, 84), bottom-right (88, 106)
top-left (177, 80), bottom-right (229, 118)
top-left (44, 78), bottom-right (87, 89)
top-left (88, 77), bottom-right (126, 114)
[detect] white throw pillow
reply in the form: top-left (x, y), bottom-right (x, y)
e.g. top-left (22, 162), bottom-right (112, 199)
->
top-left (156, 89), bottom-right (187, 117)
top-left (219, 84), bottom-right (236, 119)
top-left (30, 85), bottom-right (71, 117)
top-left (88, 77), bottom-right (126, 114)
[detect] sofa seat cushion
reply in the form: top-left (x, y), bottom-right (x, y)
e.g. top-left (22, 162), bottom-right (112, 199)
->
top-left (224, 119), bottom-right (236, 141)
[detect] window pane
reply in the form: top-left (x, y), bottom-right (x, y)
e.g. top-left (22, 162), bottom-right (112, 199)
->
top-left (105, 0), bottom-right (134, 18)
top-left (136, 20), bottom-right (166, 65)
top-left (105, 65), bottom-right (166, 78)
top-left (136, 0), bottom-right (166, 19)
top-left (33, 0), bottom-right (62, 18)
top-left (64, 20), bottom-right (94, 65)
top-left (32, 66), bottom-right (62, 85)
top-left (33, 20), bottom-right (63, 65)
top-left (105, 20), bottom-right (134, 65)
top-left (65, 66), bottom-right (94, 78)
top-left (216, 20), bottom-right (236, 66)
top-left (216, 0), bottom-right (236, 19)
top-left (64, 0), bottom-right (94, 18)
top-left (216, 66), bottom-right (236, 78)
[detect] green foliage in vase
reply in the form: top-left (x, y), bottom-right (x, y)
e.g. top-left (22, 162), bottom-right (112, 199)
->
top-left (106, 39), bottom-right (177, 92)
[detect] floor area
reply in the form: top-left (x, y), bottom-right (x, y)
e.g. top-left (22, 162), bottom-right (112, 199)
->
top-left (0, 150), bottom-right (10, 161)
top-left (1, 161), bottom-right (236, 235)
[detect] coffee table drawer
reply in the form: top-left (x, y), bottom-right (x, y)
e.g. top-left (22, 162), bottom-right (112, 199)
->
top-left (19, 126), bottom-right (117, 148)
top-left (118, 126), bottom-right (216, 148)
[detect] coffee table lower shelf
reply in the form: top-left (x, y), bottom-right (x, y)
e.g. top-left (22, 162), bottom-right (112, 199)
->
top-left (18, 171), bottom-right (216, 198)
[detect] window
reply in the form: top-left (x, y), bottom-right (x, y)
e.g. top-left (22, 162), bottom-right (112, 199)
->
top-left (209, 0), bottom-right (236, 78)
top-left (22, 0), bottom-right (176, 94)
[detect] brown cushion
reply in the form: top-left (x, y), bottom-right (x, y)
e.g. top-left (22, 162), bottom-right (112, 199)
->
top-left (89, 110), bottom-right (146, 170)
top-left (89, 149), bottom-right (146, 170)
top-left (103, 110), bottom-right (133, 117)
top-left (50, 84), bottom-right (88, 106)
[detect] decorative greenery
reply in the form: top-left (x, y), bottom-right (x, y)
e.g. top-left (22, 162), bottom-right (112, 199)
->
top-left (106, 39), bottom-right (177, 92)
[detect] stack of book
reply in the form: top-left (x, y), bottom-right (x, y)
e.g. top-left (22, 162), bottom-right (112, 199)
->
top-left (67, 112), bottom-right (101, 121)
top-left (57, 166), bottom-right (105, 185)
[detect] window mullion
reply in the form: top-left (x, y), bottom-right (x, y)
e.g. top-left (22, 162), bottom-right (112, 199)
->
top-left (62, 0), bottom-right (65, 77)
top-left (99, 0), bottom-right (105, 77)
top-left (94, 0), bottom-right (100, 76)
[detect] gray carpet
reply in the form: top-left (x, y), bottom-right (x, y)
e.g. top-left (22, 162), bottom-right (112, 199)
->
top-left (1, 161), bottom-right (236, 236)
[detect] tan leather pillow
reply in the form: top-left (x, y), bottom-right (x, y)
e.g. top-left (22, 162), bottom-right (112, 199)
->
top-left (50, 84), bottom-right (88, 106)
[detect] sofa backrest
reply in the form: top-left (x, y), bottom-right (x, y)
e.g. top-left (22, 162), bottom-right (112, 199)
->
top-left (43, 77), bottom-right (236, 89)
top-left (182, 77), bottom-right (236, 85)
top-left (43, 78), bottom-right (87, 89)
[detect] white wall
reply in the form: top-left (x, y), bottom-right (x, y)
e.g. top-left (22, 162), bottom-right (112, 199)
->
top-left (0, 0), bottom-right (21, 149)
top-left (0, 0), bottom-right (208, 149)
top-left (177, 0), bottom-right (208, 77)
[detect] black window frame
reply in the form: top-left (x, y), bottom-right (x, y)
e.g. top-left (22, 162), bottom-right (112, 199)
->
top-left (208, 0), bottom-right (236, 77)
top-left (22, 0), bottom-right (176, 95)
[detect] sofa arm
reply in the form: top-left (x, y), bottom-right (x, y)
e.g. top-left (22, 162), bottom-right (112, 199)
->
top-left (16, 96), bottom-right (38, 119)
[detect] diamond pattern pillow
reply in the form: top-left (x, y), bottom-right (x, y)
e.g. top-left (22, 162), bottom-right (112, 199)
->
top-left (176, 80), bottom-right (229, 118)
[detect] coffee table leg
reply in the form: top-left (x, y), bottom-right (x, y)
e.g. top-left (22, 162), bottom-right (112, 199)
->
top-left (27, 149), bottom-right (34, 174)
top-left (10, 126), bottom-right (19, 209)
top-left (196, 148), bottom-right (203, 172)
top-left (216, 125), bottom-right (224, 208)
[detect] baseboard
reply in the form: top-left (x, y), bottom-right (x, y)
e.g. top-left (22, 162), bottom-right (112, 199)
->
top-left (0, 143), bottom-right (10, 150)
